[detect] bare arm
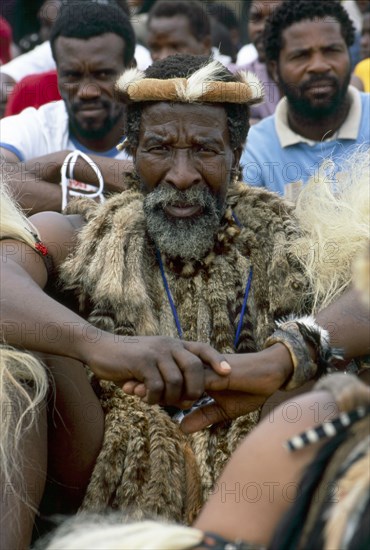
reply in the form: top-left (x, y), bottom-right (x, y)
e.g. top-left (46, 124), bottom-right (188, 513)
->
top-left (1, 148), bottom-right (134, 214)
top-left (316, 286), bottom-right (370, 358)
top-left (0, 212), bottom-right (230, 404)
top-left (194, 390), bottom-right (338, 545)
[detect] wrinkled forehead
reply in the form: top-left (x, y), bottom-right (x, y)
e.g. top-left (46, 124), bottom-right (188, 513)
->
top-left (140, 101), bottom-right (227, 122)
top-left (281, 17), bottom-right (345, 48)
top-left (138, 101), bottom-right (230, 140)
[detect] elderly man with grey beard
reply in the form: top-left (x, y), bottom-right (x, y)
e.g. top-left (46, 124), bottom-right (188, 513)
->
top-left (3, 53), bottom-right (358, 547)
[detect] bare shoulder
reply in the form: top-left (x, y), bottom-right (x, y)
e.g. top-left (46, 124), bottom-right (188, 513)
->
top-left (29, 211), bottom-right (85, 267)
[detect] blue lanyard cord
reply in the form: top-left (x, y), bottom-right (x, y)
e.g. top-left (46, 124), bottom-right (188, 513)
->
top-left (232, 211), bottom-right (242, 227)
top-left (156, 249), bottom-right (183, 338)
top-left (231, 210), bottom-right (253, 347)
top-left (156, 249), bottom-right (253, 348)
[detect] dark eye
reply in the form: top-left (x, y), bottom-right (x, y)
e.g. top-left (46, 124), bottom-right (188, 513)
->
top-left (326, 46), bottom-right (342, 54)
top-left (249, 12), bottom-right (263, 23)
top-left (95, 70), bottom-right (116, 80)
top-left (62, 71), bottom-right (81, 83)
top-left (148, 144), bottom-right (169, 153)
top-left (194, 145), bottom-right (216, 155)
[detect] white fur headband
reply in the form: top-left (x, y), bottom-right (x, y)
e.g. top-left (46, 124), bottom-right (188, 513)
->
top-left (116, 60), bottom-right (264, 105)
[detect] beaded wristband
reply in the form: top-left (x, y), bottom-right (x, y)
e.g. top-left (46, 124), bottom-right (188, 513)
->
top-left (264, 323), bottom-right (317, 390)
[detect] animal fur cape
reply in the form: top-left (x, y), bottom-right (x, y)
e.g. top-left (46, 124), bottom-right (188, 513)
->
top-left (60, 177), bottom-right (308, 523)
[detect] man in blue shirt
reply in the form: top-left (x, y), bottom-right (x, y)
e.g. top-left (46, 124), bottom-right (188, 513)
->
top-left (241, 0), bottom-right (370, 200)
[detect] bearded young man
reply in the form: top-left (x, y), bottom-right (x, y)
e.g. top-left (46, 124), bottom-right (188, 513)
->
top-left (240, 0), bottom-right (370, 200)
top-left (1, 54), bottom-right (369, 548)
top-left (0, 1), bottom-right (135, 215)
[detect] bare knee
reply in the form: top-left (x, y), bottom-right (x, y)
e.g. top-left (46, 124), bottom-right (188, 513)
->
top-left (41, 355), bottom-right (104, 504)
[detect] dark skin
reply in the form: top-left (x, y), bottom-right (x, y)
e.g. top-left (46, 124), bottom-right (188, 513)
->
top-left (194, 373), bottom-right (370, 546)
top-left (2, 100), bottom-right (369, 547)
top-left (181, 285), bottom-right (370, 433)
top-left (0, 33), bottom-right (134, 214)
top-left (0, 211), bottom-right (230, 549)
top-left (195, 390), bottom-right (338, 545)
top-left (248, 0), bottom-right (283, 62)
top-left (147, 15), bottom-right (211, 61)
top-left (270, 19), bottom-right (352, 141)
top-left (1, 149), bottom-right (133, 215)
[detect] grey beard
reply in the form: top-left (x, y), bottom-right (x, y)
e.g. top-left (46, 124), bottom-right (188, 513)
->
top-left (143, 183), bottom-right (224, 261)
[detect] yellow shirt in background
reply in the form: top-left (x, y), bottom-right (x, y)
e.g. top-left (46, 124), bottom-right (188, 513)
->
top-left (354, 58), bottom-right (370, 93)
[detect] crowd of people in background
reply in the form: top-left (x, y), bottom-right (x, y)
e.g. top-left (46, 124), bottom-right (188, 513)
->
top-left (0, 1), bottom-right (369, 549)
top-left (1, 0), bottom-right (369, 210)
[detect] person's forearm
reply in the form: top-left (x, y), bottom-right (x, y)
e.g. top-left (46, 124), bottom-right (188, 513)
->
top-left (3, 152), bottom-right (133, 214)
top-left (316, 286), bottom-right (370, 358)
top-left (1, 259), bottom-right (100, 361)
top-left (6, 176), bottom-right (63, 214)
top-left (71, 154), bottom-right (134, 193)
top-left (22, 151), bottom-right (133, 192)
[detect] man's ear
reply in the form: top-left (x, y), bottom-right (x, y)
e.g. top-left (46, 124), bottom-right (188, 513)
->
top-left (230, 147), bottom-right (242, 181)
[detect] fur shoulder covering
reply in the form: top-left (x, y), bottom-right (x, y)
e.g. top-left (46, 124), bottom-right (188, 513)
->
top-left (60, 181), bottom-right (309, 348)
top-left (60, 188), bottom-right (160, 336)
top-left (230, 183), bottom-right (310, 343)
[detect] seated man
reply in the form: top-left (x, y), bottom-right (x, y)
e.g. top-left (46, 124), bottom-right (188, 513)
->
top-left (0, 0), bottom-right (152, 116)
top-left (1, 54), bottom-right (368, 548)
top-left (241, 0), bottom-right (370, 201)
top-left (0, 1), bottom-right (135, 214)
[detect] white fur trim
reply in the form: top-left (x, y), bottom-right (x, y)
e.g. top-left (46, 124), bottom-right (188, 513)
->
top-left (116, 68), bottom-right (145, 93)
top-left (237, 70), bottom-right (264, 101)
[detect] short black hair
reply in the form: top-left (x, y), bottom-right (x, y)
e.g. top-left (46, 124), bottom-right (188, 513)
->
top-left (207, 3), bottom-right (239, 31)
top-left (124, 54), bottom-right (250, 152)
top-left (210, 19), bottom-right (237, 62)
top-left (50, 0), bottom-right (136, 66)
top-left (147, 0), bottom-right (211, 41)
top-left (264, 0), bottom-right (355, 63)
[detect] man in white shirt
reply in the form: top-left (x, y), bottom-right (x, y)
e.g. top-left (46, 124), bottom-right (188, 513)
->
top-left (0, 0), bottom-right (151, 115)
top-left (0, 1), bottom-right (136, 214)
